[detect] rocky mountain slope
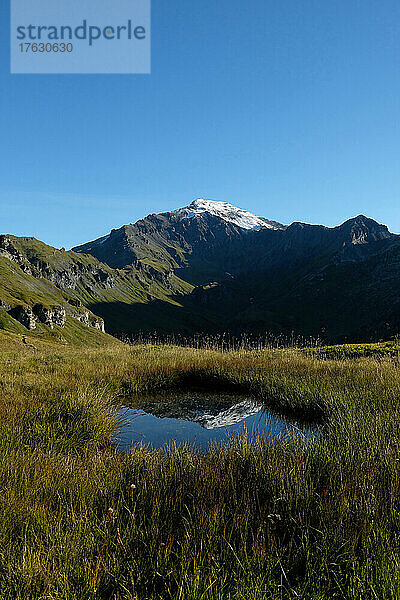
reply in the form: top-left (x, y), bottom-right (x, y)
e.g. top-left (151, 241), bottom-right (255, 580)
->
top-left (1, 199), bottom-right (399, 343)
top-left (0, 232), bottom-right (191, 342)
top-left (73, 199), bottom-right (400, 342)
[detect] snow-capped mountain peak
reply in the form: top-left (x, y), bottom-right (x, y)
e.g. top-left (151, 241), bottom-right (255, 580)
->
top-left (176, 198), bottom-right (285, 231)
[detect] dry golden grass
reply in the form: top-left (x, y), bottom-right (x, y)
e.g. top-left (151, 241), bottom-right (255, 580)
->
top-left (0, 331), bottom-right (399, 599)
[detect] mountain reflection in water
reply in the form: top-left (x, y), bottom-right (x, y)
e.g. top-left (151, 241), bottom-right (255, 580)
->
top-left (115, 389), bottom-right (319, 452)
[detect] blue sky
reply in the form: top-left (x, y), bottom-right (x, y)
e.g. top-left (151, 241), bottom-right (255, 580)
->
top-left (1, 0), bottom-right (399, 248)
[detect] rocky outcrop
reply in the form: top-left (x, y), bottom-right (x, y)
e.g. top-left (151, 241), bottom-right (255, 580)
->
top-left (76, 311), bottom-right (91, 326)
top-left (0, 236), bottom-right (114, 293)
top-left (0, 300), bottom-right (11, 310)
top-left (9, 304), bottom-right (66, 330)
top-left (32, 304), bottom-right (66, 329)
top-left (76, 310), bottom-right (105, 332)
top-left (0, 236), bottom-right (34, 275)
top-left (10, 306), bottom-right (37, 330)
top-left (31, 260), bottom-right (114, 291)
top-left (92, 319), bottom-right (105, 333)
top-left (8, 302), bottom-right (104, 332)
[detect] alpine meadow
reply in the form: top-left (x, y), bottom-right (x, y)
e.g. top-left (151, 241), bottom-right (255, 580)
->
top-left (2, 0), bottom-right (400, 597)
top-left (0, 199), bottom-right (400, 598)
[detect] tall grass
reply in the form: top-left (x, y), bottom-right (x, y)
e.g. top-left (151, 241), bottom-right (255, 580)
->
top-left (0, 333), bottom-right (399, 598)
top-left (118, 331), bottom-right (323, 352)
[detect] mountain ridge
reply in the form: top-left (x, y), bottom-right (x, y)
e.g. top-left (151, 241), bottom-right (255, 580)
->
top-left (1, 199), bottom-right (399, 343)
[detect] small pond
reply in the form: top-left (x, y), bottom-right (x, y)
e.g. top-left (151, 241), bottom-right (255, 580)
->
top-left (115, 389), bottom-right (319, 452)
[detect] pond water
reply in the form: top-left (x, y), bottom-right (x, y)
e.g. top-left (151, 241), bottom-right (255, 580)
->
top-left (115, 389), bottom-right (319, 452)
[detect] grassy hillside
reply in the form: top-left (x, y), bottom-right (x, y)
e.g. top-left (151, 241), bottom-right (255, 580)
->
top-left (1, 333), bottom-right (400, 598)
top-left (0, 235), bottom-right (193, 339)
top-left (8, 235), bottom-right (192, 306)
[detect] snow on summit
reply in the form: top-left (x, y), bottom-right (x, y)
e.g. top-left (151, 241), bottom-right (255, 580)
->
top-left (176, 199), bottom-right (285, 231)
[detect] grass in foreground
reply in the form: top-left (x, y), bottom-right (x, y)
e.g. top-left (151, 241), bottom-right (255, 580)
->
top-left (0, 332), bottom-right (400, 599)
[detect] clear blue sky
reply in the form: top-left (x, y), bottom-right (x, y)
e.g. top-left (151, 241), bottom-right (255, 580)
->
top-left (1, 0), bottom-right (399, 248)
